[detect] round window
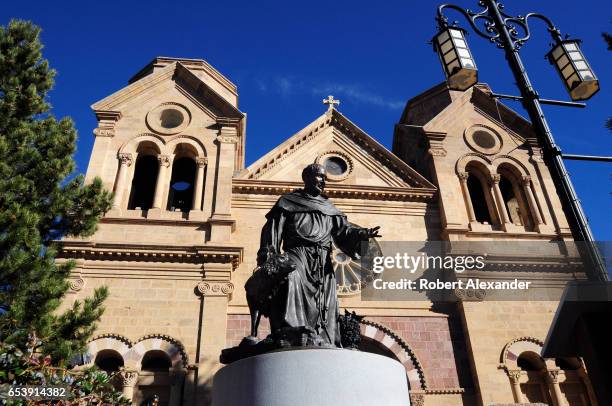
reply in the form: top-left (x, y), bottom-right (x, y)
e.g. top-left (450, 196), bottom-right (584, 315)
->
top-left (146, 103), bottom-right (191, 135)
top-left (159, 108), bottom-right (184, 129)
top-left (324, 156), bottom-right (348, 176)
top-left (464, 126), bottom-right (502, 155)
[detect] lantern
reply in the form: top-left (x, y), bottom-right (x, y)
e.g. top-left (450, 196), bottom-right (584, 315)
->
top-left (434, 27), bottom-right (478, 90)
top-left (547, 40), bottom-right (599, 101)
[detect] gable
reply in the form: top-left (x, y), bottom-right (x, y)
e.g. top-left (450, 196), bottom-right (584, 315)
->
top-left (239, 110), bottom-right (435, 191)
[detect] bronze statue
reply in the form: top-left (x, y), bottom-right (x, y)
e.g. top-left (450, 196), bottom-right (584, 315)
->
top-left (248, 163), bottom-right (380, 347)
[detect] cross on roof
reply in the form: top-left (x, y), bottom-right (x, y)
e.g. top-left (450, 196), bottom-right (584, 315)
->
top-left (323, 95), bottom-right (340, 111)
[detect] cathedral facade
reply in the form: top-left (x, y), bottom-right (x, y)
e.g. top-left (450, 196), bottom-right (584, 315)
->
top-left (57, 57), bottom-right (596, 406)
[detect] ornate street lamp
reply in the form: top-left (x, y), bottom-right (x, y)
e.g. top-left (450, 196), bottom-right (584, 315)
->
top-left (547, 40), bottom-right (599, 101)
top-left (433, 0), bottom-right (608, 280)
top-left (433, 27), bottom-right (478, 90)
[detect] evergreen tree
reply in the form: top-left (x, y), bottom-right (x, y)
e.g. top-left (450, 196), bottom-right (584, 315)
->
top-left (0, 20), bottom-right (112, 364)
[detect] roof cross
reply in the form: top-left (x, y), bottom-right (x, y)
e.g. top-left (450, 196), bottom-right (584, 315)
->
top-left (323, 95), bottom-right (340, 111)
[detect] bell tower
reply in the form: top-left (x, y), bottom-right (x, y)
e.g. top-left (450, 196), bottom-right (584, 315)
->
top-left (58, 57), bottom-right (245, 404)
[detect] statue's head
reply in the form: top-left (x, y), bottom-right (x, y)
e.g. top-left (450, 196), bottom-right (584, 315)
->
top-left (302, 163), bottom-right (326, 196)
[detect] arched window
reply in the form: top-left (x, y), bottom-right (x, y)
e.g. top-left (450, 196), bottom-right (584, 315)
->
top-left (141, 350), bottom-right (172, 372)
top-left (94, 349), bottom-right (124, 373)
top-left (128, 155), bottom-right (158, 210)
top-left (498, 165), bottom-right (535, 231)
top-left (167, 157), bottom-right (196, 212)
top-left (516, 352), bottom-right (552, 404)
top-left (467, 173), bottom-right (493, 224)
top-left (136, 350), bottom-right (172, 406)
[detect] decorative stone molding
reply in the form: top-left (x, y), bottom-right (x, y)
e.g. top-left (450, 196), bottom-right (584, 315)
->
top-left (118, 153), bottom-right (133, 166)
top-left (457, 171), bottom-right (469, 181)
top-left (118, 370), bottom-right (139, 387)
top-left (134, 333), bottom-right (189, 368)
top-left (217, 135), bottom-right (239, 144)
top-left (464, 124), bottom-right (503, 155)
top-left (409, 393), bottom-right (425, 406)
top-left (454, 287), bottom-right (487, 301)
top-left (69, 278), bottom-right (85, 292)
top-left (501, 336), bottom-right (545, 365)
top-left (424, 388), bottom-right (465, 394)
top-left (427, 147), bottom-right (447, 157)
top-left (232, 180), bottom-right (435, 202)
top-left (546, 369), bottom-right (560, 384)
top-left (506, 369), bottom-right (522, 384)
top-left (196, 157), bottom-right (208, 167)
top-left (360, 319), bottom-right (427, 390)
top-left (93, 110), bottom-right (121, 138)
top-left (93, 127), bottom-right (115, 137)
top-left (489, 174), bottom-right (501, 184)
top-left (521, 175), bottom-right (532, 186)
top-left (197, 281), bottom-right (234, 297)
top-left (157, 154), bottom-right (171, 167)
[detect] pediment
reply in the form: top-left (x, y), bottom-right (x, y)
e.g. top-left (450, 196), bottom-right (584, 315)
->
top-left (238, 109), bottom-right (435, 191)
top-left (91, 61), bottom-right (243, 120)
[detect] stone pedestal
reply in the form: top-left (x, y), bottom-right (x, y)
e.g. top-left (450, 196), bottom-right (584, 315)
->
top-left (211, 348), bottom-right (410, 406)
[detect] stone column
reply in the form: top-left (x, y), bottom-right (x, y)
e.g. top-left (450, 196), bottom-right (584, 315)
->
top-left (119, 369), bottom-right (139, 402)
top-left (522, 175), bottom-right (544, 226)
top-left (168, 370), bottom-right (186, 406)
top-left (209, 121), bottom-right (238, 241)
top-left (192, 157), bottom-right (208, 211)
top-left (458, 172), bottom-right (476, 223)
top-left (507, 369), bottom-right (525, 403)
top-left (546, 369), bottom-right (566, 406)
top-left (113, 153), bottom-right (133, 209)
top-left (490, 174), bottom-right (511, 228)
top-left (196, 278), bottom-right (234, 405)
top-left (152, 155), bottom-right (171, 210)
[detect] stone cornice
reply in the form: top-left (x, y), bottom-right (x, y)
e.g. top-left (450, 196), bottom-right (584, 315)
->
top-left (232, 179), bottom-right (436, 202)
top-left (57, 241), bottom-right (243, 269)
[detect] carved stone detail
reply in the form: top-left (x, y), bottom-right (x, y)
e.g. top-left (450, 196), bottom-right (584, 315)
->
top-left (217, 135), bottom-right (239, 144)
top-left (119, 370), bottom-right (139, 387)
top-left (489, 174), bottom-right (501, 184)
top-left (454, 287), bottom-right (487, 302)
top-left (196, 157), bottom-right (208, 167)
top-left (546, 369), bottom-right (560, 383)
top-left (428, 148), bottom-right (447, 157)
top-left (93, 127), bottom-right (115, 137)
top-left (69, 278), bottom-right (85, 292)
top-left (197, 281), bottom-right (234, 297)
top-left (457, 171), bottom-right (469, 181)
top-left (521, 175), bottom-right (532, 186)
top-left (410, 393), bottom-right (425, 406)
top-left (507, 369), bottom-right (522, 383)
top-left (118, 153), bottom-right (133, 166)
top-left (158, 155), bottom-right (171, 167)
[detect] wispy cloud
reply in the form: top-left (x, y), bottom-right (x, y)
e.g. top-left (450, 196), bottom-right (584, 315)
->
top-left (256, 75), bottom-right (404, 110)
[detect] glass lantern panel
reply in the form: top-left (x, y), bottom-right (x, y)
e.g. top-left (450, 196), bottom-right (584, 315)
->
top-left (440, 40), bottom-right (453, 54)
top-left (565, 73), bottom-right (579, 87)
top-left (574, 60), bottom-right (588, 70)
top-left (561, 63), bottom-right (575, 79)
top-left (551, 46), bottom-right (564, 60)
top-left (446, 59), bottom-right (460, 74)
top-left (443, 49), bottom-right (458, 63)
top-left (564, 42), bottom-right (578, 52)
top-left (453, 39), bottom-right (467, 48)
top-left (457, 48), bottom-right (471, 58)
top-left (437, 31), bottom-right (450, 44)
top-left (556, 55), bottom-right (570, 69)
top-left (578, 70), bottom-right (594, 80)
top-left (450, 29), bottom-right (463, 39)
top-left (460, 58), bottom-right (475, 68)
top-left (568, 51), bottom-right (582, 61)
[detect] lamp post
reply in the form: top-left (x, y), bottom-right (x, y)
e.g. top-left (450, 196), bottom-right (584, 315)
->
top-left (434, 0), bottom-right (608, 281)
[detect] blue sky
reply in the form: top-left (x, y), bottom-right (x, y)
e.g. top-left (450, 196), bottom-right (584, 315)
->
top-left (2, 0), bottom-right (610, 239)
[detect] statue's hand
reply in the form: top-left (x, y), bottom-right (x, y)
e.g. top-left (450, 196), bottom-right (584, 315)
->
top-left (363, 226), bottom-right (382, 239)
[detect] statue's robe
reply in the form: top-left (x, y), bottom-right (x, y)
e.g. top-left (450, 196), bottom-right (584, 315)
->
top-left (257, 189), bottom-right (366, 346)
